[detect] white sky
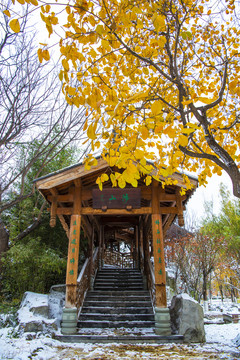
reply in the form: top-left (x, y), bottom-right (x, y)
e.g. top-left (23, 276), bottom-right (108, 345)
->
top-left (186, 171), bottom-right (233, 222)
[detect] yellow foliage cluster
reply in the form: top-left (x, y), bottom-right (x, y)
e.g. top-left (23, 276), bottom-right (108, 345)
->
top-left (8, 0), bottom-right (240, 191)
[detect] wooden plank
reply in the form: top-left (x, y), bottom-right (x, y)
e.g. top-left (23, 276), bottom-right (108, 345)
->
top-left (65, 214), bottom-right (81, 308)
top-left (47, 194), bottom-right (74, 203)
top-left (152, 180), bottom-right (167, 307)
top-left (92, 188), bottom-right (141, 209)
top-left (81, 207), bottom-right (152, 215)
top-left (36, 158), bottom-right (108, 190)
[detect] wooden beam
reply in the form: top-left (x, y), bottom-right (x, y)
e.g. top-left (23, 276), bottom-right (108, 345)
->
top-left (49, 189), bottom-right (57, 227)
top-left (81, 207), bottom-right (152, 215)
top-left (176, 189), bottom-right (184, 227)
top-left (58, 215), bottom-right (70, 238)
top-left (47, 194), bottom-right (74, 203)
top-left (151, 180), bottom-right (167, 308)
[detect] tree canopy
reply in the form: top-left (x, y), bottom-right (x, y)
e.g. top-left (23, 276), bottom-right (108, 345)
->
top-left (6, 0), bottom-right (240, 197)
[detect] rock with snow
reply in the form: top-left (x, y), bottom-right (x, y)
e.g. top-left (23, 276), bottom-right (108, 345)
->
top-left (48, 285), bottom-right (65, 327)
top-left (234, 333), bottom-right (240, 347)
top-left (18, 291), bottom-right (58, 334)
top-left (169, 293), bottom-right (206, 343)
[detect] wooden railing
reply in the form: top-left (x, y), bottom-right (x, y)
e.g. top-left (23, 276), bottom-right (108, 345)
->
top-left (147, 258), bottom-right (156, 307)
top-left (140, 247), bottom-right (155, 307)
top-left (76, 247), bottom-right (99, 314)
top-left (104, 249), bottom-right (134, 268)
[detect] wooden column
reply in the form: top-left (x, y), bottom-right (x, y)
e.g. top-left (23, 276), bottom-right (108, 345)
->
top-left (135, 225), bottom-right (139, 269)
top-left (99, 225), bottom-right (103, 269)
top-left (151, 180), bottom-right (167, 308)
top-left (65, 181), bottom-right (82, 308)
top-left (89, 225), bottom-right (94, 289)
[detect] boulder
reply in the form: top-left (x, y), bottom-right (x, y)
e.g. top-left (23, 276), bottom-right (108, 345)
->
top-left (234, 333), bottom-right (240, 347)
top-left (169, 293), bottom-right (206, 343)
top-left (18, 291), bottom-right (58, 334)
top-left (48, 285), bottom-right (65, 327)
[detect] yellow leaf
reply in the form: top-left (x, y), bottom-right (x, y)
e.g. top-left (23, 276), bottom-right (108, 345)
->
top-left (152, 14), bottom-right (166, 32)
top-left (67, 86), bottom-right (76, 96)
top-left (37, 49), bottom-right (43, 63)
top-left (110, 173), bottom-right (117, 187)
top-left (198, 97), bottom-right (215, 104)
top-left (151, 101), bottom-right (162, 115)
top-left (83, 120), bottom-right (88, 131)
top-left (101, 173), bottom-right (109, 182)
top-left (3, 10), bottom-right (11, 17)
top-left (118, 176), bottom-right (126, 189)
top-left (30, 0), bottom-right (38, 5)
top-left (178, 135), bottom-right (188, 147)
top-left (9, 19), bottom-right (20, 33)
top-left (141, 126), bottom-right (149, 140)
top-left (17, 0), bottom-right (25, 4)
top-left (145, 175), bottom-right (152, 186)
top-left (87, 123), bottom-right (97, 140)
top-left (42, 49), bottom-right (50, 61)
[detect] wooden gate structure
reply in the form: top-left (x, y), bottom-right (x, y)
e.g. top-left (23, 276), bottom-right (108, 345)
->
top-left (34, 158), bottom-right (198, 335)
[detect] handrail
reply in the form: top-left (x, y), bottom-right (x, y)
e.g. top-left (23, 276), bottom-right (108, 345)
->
top-left (147, 257), bottom-right (156, 307)
top-left (77, 258), bottom-right (89, 283)
top-left (76, 247), bottom-right (99, 313)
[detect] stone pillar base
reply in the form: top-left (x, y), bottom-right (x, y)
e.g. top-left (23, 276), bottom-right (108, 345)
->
top-left (61, 307), bottom-right (77, 335)
top-left (155, 307), bottom-right (171, 335)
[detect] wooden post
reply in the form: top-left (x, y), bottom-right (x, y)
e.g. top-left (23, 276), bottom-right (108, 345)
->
top-left (151, 180), bottom-right (167, 308)
top-left (99, 225), bottom-right (103, 269)
top-left (135, 226), bottom-right (139, 269)
top-left (89, 225), bottom-right (94, 290)
top-left (65, 181), bottom-right (82, 308)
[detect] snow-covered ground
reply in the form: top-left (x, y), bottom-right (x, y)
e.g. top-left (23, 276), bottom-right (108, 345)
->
top-left (0, 296), bottom-right (239, 360)
top-left (0, 323), bottom-right (239, 359)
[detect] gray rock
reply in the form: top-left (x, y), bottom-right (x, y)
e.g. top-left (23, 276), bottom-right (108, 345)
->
top-left (234, 333), bottom-right (240, 347)
top-left (18, 291), bottom-right (58, 334)
top-left (169, 293), bottom-right (206, 343)
top-left (49, 287), bottom-right (65, 327)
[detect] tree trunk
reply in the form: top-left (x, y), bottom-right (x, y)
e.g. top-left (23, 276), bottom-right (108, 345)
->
top-left (0, 218), bottom-right (9, 260)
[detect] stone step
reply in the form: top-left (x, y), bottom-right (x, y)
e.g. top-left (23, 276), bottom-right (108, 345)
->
top-left (96, 274), bottom-right (143, 278)
top-left (93, 286), bottom-right (144, 291)
top-left (87, 290), bottom-right (150, 296)
top-left (94, 279), bottom-right (143, 286)
top-left (77, 320), bottom-right (155, 328)
top-left (81, 306), bottom-right (154, 314)
top-left (85, 295), bottom-right (151, 302)
top-left (84, 300), bottom-right (153, 307)
top-left (56, 334), bottom-right (184, 344)
top-left (95, 279), bottom-right (143, 284)
top-left (79, 313), bottom-right (155, 321)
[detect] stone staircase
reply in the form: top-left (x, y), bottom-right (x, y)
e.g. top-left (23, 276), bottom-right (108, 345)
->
top-left (78, 267), bottom-right (155, 329)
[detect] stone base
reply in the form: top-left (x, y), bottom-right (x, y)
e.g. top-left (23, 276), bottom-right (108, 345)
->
top-left (155, 307), bottom-right (172, 336)
top-left (61, 307), bottom-right (77, 335)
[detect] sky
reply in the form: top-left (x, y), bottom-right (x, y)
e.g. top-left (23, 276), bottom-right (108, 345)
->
top-left (186, 171), bottom-right (233, 223)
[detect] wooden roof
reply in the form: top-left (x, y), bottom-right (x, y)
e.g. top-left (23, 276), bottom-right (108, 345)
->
top-left (34, 158), bottom-right (198, 237)
top-left (34, 157), bottom-right (198, 194)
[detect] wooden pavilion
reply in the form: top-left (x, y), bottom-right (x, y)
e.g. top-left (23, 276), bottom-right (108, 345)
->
top-left (34, 158), bottom-right (198, 335)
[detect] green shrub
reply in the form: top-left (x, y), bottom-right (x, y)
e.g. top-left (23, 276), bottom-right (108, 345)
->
top-left (1, 238), bottom-right (66, 299)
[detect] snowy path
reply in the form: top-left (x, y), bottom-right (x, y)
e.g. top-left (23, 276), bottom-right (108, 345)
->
top-left (0, 323), bottom-right (239, 360)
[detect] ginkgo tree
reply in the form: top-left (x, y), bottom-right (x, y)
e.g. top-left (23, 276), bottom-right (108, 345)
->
top-left (6, 0), bottom-right (240, 196)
